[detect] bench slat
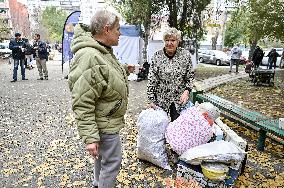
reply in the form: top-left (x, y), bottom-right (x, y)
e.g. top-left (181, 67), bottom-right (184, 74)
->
top-left (197, 93), bottom-right (284, 138)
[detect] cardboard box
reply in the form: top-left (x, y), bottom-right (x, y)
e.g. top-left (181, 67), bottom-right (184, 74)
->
top-left (215, 118), bottom-right (247, 150)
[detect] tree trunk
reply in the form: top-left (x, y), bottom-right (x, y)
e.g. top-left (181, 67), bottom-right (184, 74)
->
top-left (249, 40), bottom-right (257, 61)
top-left (167, 0), bottom-right (178, 28)
top-left (142, 7), bottom-right (152, 64)
top-left (221, 10), bottom-right (228, 49)
top-left (211, 29), bottom-right (220, 50)
top-left (143, 26), bottom-right (150, 64)
top-left (179, 0), bottom-right (189, 31)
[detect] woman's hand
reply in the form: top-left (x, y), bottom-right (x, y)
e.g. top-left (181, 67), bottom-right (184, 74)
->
top-left (128, 64), bottom-right (135, 73)
top-left (86, 142), bottom-right (100, 159)
top-left (179, 90), bottom-right (189, 105)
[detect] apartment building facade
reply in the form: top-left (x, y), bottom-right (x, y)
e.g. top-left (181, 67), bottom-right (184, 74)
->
top-left (0, 0), bottom-right (12, 40)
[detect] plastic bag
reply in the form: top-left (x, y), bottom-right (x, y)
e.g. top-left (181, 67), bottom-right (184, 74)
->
top-left (179, 140), bottom-right (246, 167)
top-left (137, 108), bottom-right (171, 170)
top-left (180, 100), bottom-right (194, 113)
top-left (128, 73), bottom-right (137, 81)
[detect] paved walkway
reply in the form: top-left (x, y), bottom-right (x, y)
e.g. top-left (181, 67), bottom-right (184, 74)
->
top-left (195, 71), bottom-right (248, 91)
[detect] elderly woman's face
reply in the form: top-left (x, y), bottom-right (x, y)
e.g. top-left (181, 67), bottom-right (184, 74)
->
top-left (164, 35), bottom-right (179, 55)
top-left (107, 21), bottom-right (121, 46)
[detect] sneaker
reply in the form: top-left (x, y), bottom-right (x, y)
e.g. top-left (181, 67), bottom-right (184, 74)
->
top-left (37, 78), bottom-right (43, 80)
top-left (10, 80), bottom-right (17, 82)
top-left (22, 78), bottom-right (28, 80)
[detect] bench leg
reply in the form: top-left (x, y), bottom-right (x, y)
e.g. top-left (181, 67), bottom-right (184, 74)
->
top-left (240, 144), bottom-right (248, 175)
top-left (257, 129), bottom-right (267, 151)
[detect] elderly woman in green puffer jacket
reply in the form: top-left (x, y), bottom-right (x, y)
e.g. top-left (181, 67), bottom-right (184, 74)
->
top-left (68, 9), bottom-right (134, 188)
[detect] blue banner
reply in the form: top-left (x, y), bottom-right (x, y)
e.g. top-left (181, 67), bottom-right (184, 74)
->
top-left (62, 11), bottom-right (81, 71)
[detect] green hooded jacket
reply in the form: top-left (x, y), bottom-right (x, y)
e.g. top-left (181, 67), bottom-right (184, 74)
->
top-left (68, 24), bottom-right (129, 144)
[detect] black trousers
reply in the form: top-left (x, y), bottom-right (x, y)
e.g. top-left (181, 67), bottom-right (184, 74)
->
top-left (169, 103), bottom-right (180, 122)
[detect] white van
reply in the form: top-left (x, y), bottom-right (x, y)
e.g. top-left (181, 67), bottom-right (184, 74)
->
top-left (0, 43), bottom-right (12, 55)
top-left (262, 48), bottom-right (283, 67)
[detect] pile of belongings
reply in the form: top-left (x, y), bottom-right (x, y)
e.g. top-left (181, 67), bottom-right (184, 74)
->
top-left (136, 101), bottom-right (246, 187)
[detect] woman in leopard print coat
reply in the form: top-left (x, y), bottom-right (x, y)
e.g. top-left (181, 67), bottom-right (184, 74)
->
top-left (147, 28), bottom-right (195, 121)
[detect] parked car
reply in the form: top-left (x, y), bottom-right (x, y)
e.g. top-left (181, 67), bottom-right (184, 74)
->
top-left (0, 43), bottom-right (12, 56)
top-left (198, 49), bottom-right (230, 66)
top-left (198, 49), bottom-right (211, 63)
top-left (261, 48), bottom-right (283, 67)
top-left (0, 43), bottom-right (13, 64)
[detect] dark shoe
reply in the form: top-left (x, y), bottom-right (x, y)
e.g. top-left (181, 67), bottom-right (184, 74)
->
top-left (22, 78), bottom-right (28, 80)
top-left (93, 186), bottom-right (98, 188)
top-left (37, 78), bottom-right (43, 80)
top-left (136, 78), bottom-right (143, 82)
top-left (10, 80), bottom-right (17, 82)
top-left (44, 77), bottom-right (48, 80)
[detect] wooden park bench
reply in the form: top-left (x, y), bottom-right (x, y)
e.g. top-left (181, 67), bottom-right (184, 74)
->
top-left (191, 90), bottom-right (284, 151)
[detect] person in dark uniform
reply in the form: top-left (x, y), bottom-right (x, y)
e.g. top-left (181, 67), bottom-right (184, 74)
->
top-left (9, 32), bottom-right (28, 82)
top-left (252, 46), bottom-right (264, 68)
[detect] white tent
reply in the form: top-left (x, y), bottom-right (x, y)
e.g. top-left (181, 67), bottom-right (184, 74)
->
top-left (113, 36), bottom-right (144, 65)
top-left (112, 25), bottom-right (144, 66)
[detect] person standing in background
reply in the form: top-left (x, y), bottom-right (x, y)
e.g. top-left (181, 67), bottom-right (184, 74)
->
top-left (24, 39), bottom-right (34, 70)
top-left (33, 34), bottom-right (49, 80)
top-left (279, 49), bottom-right (284, 69)
top-left (9, 32), bottom-right (28, 82)
top-left (267, 48), bottom-right (279, 69)
top-left (229, 44), bottom-right (242, 73)
top-left (252, 46), bottom-right (264, 69)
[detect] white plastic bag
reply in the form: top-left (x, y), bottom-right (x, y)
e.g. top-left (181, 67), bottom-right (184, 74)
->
top-left (179, 140), bottom-right (246, 167)
top-left (137, 108), bottom-right (171, 170)
top-left (128, 73), bottom-right (137, 81)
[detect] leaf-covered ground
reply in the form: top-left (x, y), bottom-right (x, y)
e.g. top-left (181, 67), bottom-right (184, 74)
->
top-left (0, 58), bottom-right (283, 187)
top-left (209, 68), bottom-right (284, 187)
top-left (125, 65), bottom-right (284, 187)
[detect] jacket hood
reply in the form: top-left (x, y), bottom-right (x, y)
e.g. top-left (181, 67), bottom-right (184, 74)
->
top-left (71, 24), bottom-right (109, 54)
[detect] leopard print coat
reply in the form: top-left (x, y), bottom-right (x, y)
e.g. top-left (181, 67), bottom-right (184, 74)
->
top-left (147, 47), bottom-right (195, 112)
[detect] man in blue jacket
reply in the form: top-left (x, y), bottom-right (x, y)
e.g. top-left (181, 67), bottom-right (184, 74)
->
top-left (9, 32), bottom-right (28, 82)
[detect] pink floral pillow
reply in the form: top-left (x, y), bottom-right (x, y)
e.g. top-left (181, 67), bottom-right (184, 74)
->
top-left (165, 106), bottom-right (213, 155)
